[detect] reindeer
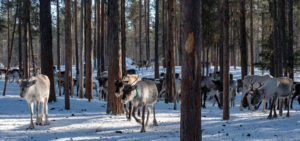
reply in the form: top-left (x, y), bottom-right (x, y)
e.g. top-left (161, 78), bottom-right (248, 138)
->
top-left (17, 74), bottom-right (50, 129)
top-left (115, 74), bottom-right (142, 120)
top-left (117, 80), bottom-right (158, 132)
top-left (251, 77), bottom-right (293, 119)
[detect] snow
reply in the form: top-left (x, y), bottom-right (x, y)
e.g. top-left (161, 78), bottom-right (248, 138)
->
top-left (0, 58), bottom-right (300, 141)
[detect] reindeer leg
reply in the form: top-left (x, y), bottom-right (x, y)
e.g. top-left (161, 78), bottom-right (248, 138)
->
top-left (287, 96), bottom-right (290, 117)
top-left (40, 102), bottom-right (44, 125)
top-left (132, 107), bottom-right (141, 124)
top-left (28, 103), bottom-right (34, 129)
top-left (152, 104), bottom-right (158, 126)
top-left (268, 98), bottom-right (275, 119)
top-left (45, 98), bottom-right (49, 125)
top-left (202, 92), bottom-right (207, 108)
top-left (127, 102), bottom-right (133, 121)
top-left (137, 108), bottom-right (141, 117)
top-left (36, 101), bottom-right (40, 125)
top-left (145, 106), bottom-right (151, 128)
top-left (279, 99), bottom-right (283, 116)
top-left (124, 104), bottom-right (129, 118)
top-left (214, 95), bottom-right (222, 109)
top-left (273, 96), bottom-right (278, 118)
top-left (291, 94), bottom-right (296, 109)
top-left (141, 106), bottom-right (146, 132)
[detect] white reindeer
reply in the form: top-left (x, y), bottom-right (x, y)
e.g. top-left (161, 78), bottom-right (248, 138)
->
top-left (17, 74), bottom-right (50, 129)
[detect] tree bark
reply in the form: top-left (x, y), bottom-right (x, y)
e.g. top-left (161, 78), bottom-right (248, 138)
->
top-left (154, 0), bottom-right (159, 79)
top-left (85, 0), bottom-right (93, 101)
top-left (145, 0), bottom-right (150, 63)
top-left (106, 0), bottom-right (124, 115)
top-left (97, 0), bottom-right (101, 78)
top-left (64, 0), bottom-right (72, 109)
top-left (23, 0), bottom-right (30, 79)
top-left (223, 0), bottom-right (230, 120)
top-left (165, 0), bottom-right (177, 110)
top-left (121, 0), bottom-right (126, 77)
top-left (250, 0), bottom-right (254, 75)
top-left (162, 0), bottom-right (166, 67)
top-left (79, 0), bottom-right (85, 98)
top-left (74, 0), bottom-right (79, 78)
top-left (288, 0), bottom-right (293, 79)
top-left (219, 1), bottom-right (224, 81)
top-left (240, 0), bottom-right (247, 79)
top-left (29, 22), bottom-right (36, 76)
top-left (18, 0), bottom-right (23, 75)
top-left (139, 0), bottom-right (142, 63)
top-left (178, 0), bottom-right (183, 66)
top-left (40, 0), bottom-right (56, 102)
top-left (180, 0), bottom-right (202, 139)
top-left (100, 0), bottom-right (105, 72)
top-left (278, 0), bottom-right (285, 77)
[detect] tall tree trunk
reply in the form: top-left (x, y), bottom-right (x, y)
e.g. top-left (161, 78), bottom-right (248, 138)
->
top-left (178, 0), bottom-right (183, 66)
top-left (106, 0), bottom-right (124, 115)
top-left (162, 0), bottom-right (166, 68)
top-left (223, 0), bottom-right (230, 120)
top-left (18, 0), bottom-right (23, 75)
top-left (57, 0), bottom-right (62, 96)
top-left (165, 0), bottom-right (177, 110)
top-left (278, 0), bottom-right (285, 77)
top-left (29, 22), bottom-right (36, 76)
top-left (23, 0), bottom-right (30, 79)
top-left (64, 0), bottom-right (72, 109)
top-left (288, 0), bottom-right (293, 79)
top-left (145, 0), bottom-right (150, 63)
top-left (100, 0), bottom-right (105, 72)
top-left (97, 0), bottom-right (101, 78)
top-left (74, 0), bottom-right (79, 78)
top-left (139, 0), bottom-right (142, 62)
top-left (250, 0), bottom-right (254, 75)
top-left (154, 0), bottom-right (159, 79)
top-left (79, 0), bottom-right (85, 98)
top-left (3, 2), bottom-right (17, 96)
top-left (40, 0), bottom-right (56, 102)
top-left (219, 1), bottom-right (224, 81)
top-left (121, 0), bottom-right (126, 77)
top-left (85, 0), bottom-right (93, 101)
top-left (240, 0), bottom-right (247, 79)
top-left (94, 0), bottom-right (97, 70)
top-left (180, 0), bottom-right (202, 139)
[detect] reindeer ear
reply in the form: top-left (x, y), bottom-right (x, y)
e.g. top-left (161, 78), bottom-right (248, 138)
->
top-left (27, 80), bottom-right (37, 87)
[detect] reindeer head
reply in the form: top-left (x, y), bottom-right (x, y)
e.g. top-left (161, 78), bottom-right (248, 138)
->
top-left (114, 80), bottom-right (125, 97)
top-left (250, 83), bottom-right (264, 106)
top-left (17, 79), bottom-right (37, 98)
top-left (121, 84), bottom-right (137, 104)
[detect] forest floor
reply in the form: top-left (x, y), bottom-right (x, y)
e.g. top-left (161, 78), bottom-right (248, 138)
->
top-left (0, 59), bottom-right (300, 141)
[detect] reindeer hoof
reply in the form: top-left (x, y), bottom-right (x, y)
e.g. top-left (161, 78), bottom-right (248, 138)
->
top-left (27, 124), bottom-right (34, 129)
top-left (136, 119), bottom-right (142, 124)
top-left (44, 121), bottom-right (50, 125)
top-left (286, 114), bottom-right (290, 117)
top-left (153, 120), bottom-right (158, 126)
top-left (202, 105), bottom-right (206, 108)
top-left (267, 116), bottom-right (272, 119)
top-left (140, 128), bottom-right (146, 132)
top-left (273, 115), bottom-right (277, 118)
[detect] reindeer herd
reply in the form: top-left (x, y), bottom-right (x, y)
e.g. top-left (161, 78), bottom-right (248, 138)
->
top-left (2, 66), bottom-right (299, 132)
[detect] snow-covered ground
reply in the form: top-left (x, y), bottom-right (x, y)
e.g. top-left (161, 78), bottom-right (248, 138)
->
top-left (0, 59), bottom-right (300, 141)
